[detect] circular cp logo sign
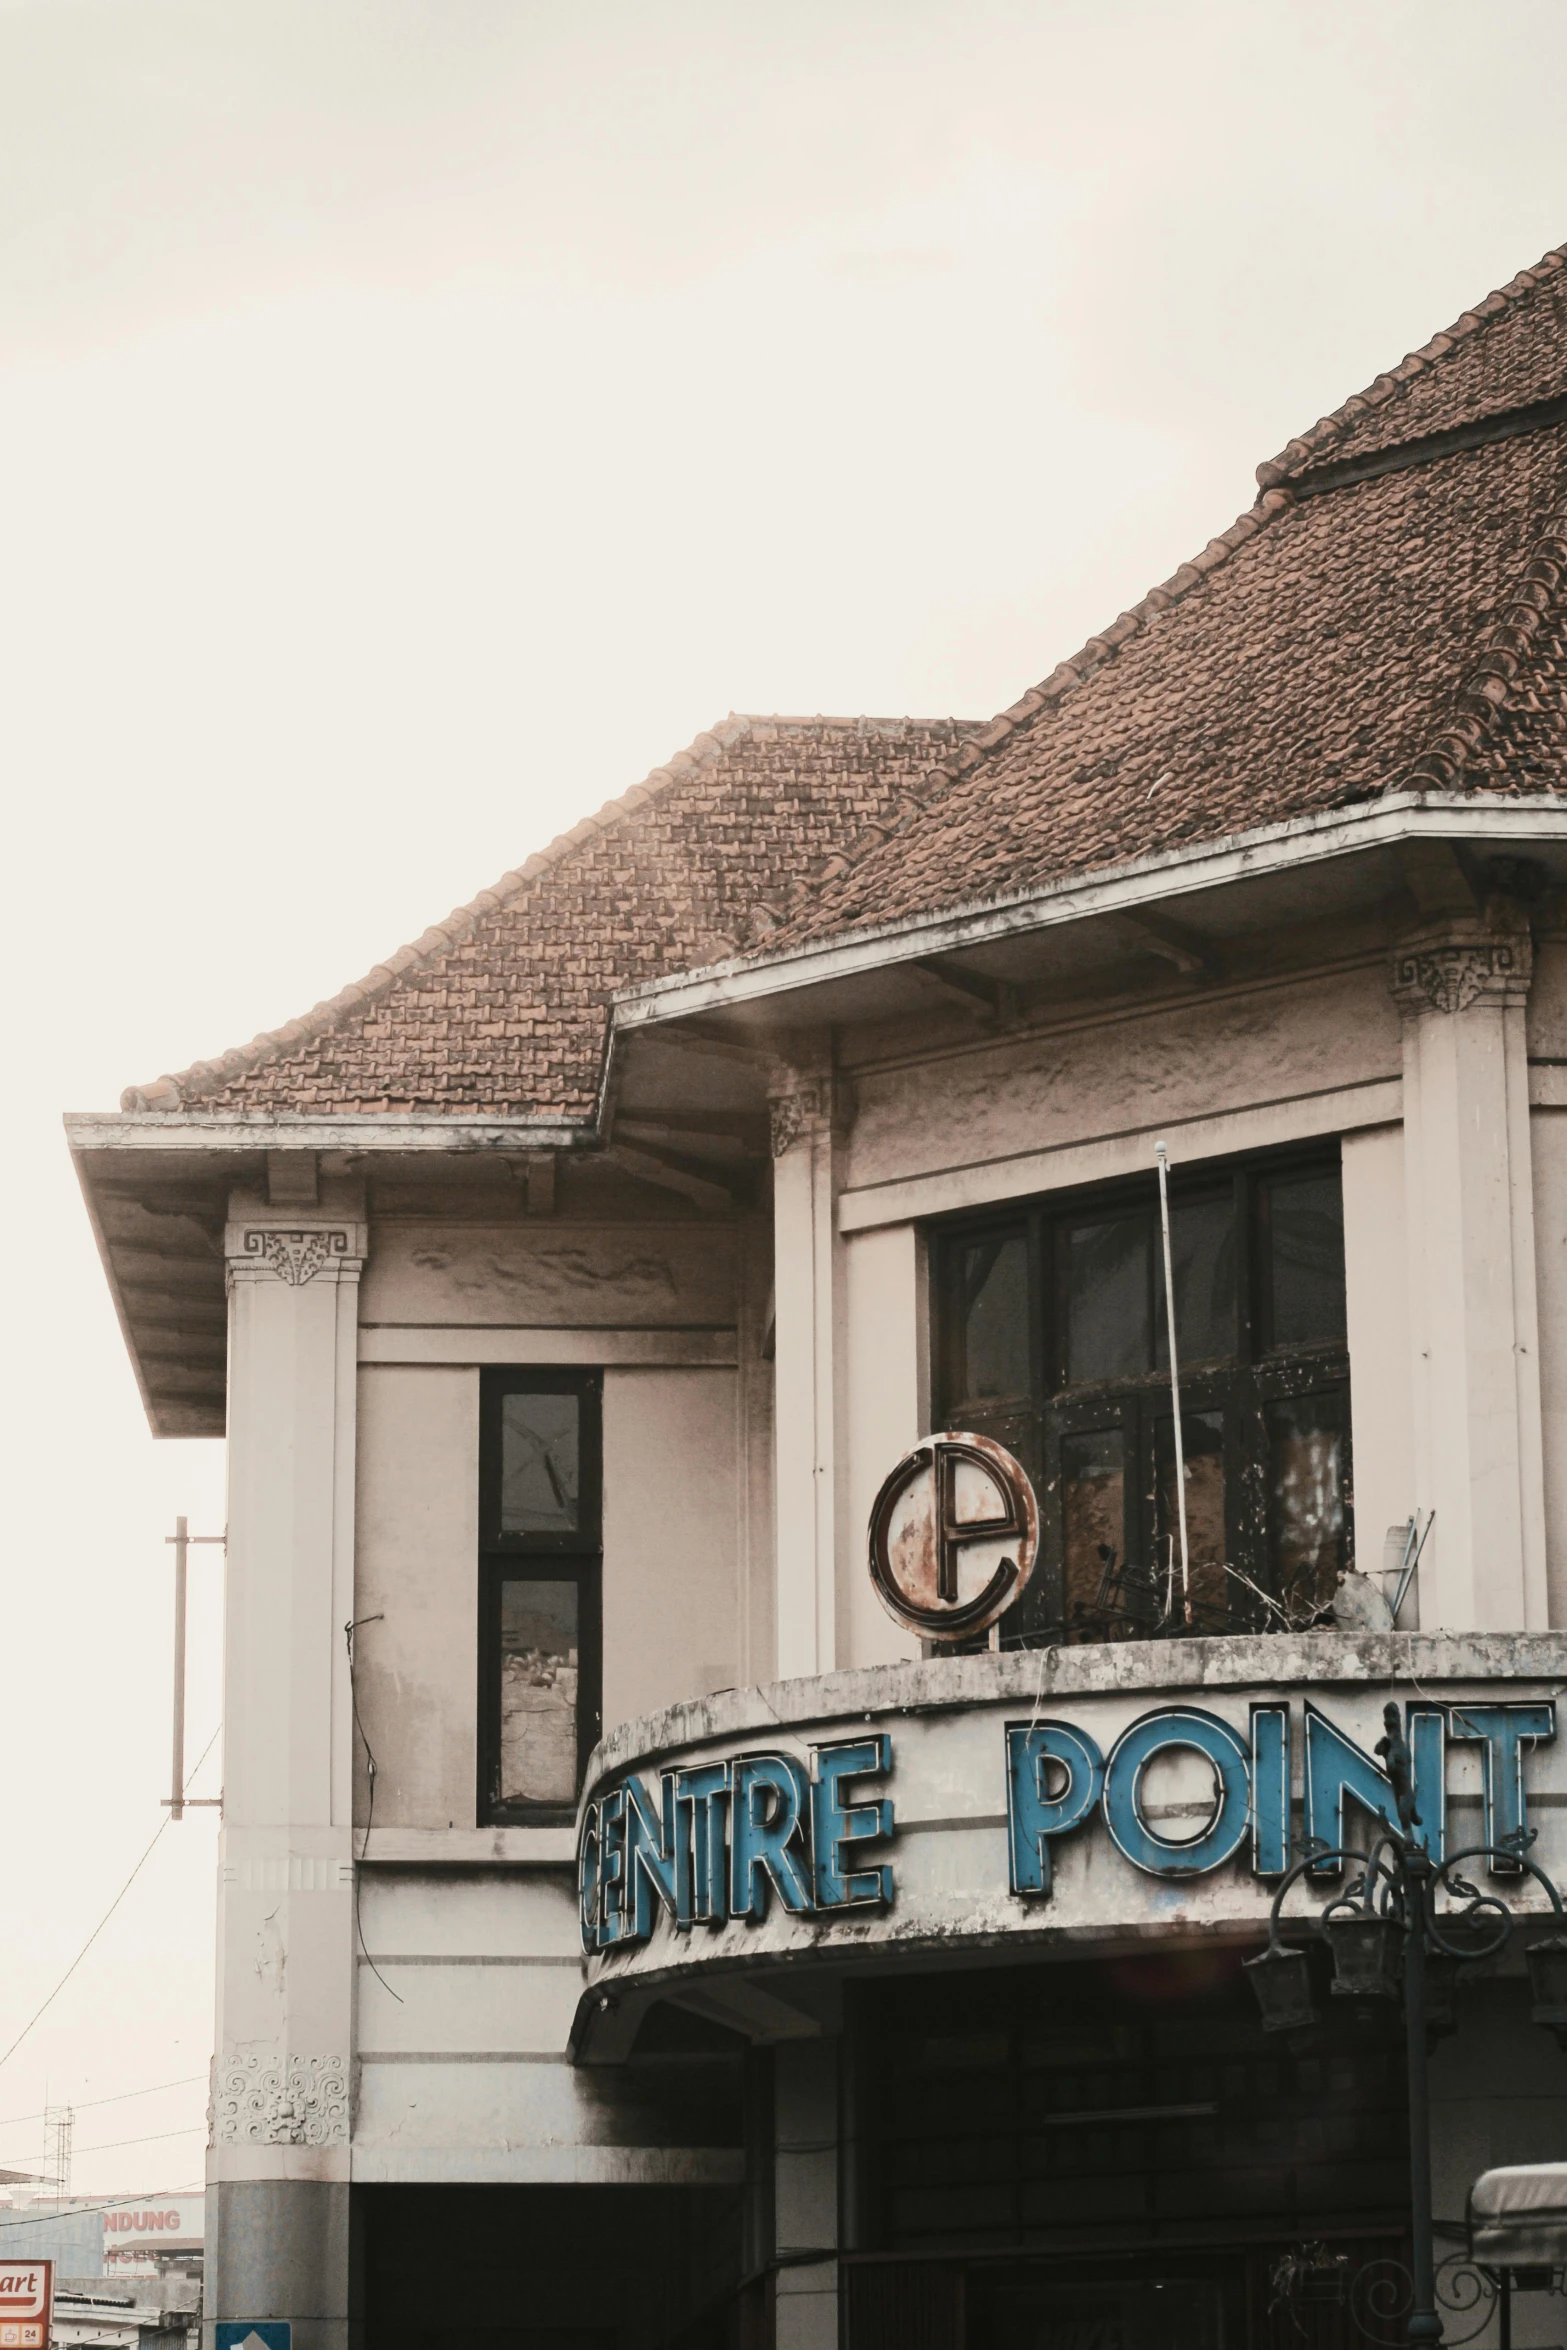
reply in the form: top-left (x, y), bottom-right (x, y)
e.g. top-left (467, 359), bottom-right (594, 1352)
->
top-left (867, 1431), bottom-right (1039, 1642)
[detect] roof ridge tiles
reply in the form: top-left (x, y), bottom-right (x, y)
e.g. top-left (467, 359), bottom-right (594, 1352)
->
top-left (120, 714), bottom-right (761, 1109)
top-left (1257, 242), bottom-right (1567, 488)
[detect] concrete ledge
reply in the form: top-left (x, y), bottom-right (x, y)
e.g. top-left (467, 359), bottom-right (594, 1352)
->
top-left (348, 2145), bottom-right (745, 2185)
top-left (584, 1629), bottom-right (1567, 1791)
top-left (358, 1325), bottom-right (738, 1366)
top-left (357, 1828), bottom-right (576, 1865)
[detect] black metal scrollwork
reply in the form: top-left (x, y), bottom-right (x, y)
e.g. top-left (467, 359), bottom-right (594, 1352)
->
top-left (1271, 2249), bottom-right (1520, 2347)
top-left (1246, 1713), bottom-right (1567, 2350)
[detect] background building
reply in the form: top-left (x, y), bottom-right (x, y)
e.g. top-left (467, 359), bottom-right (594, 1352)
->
top-left (71, 237), bottom-right (1567, 2348)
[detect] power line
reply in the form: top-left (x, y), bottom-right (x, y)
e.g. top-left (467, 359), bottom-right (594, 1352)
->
top-left (69, 2123), bottom-right (206, 2158)
top-left (0, 2184), bottom-right (205, 2233)
top-left (0, 2075), bottom-right (207, 2131)
top-left (0, 2108), bottom-right (206, 2160)
top-left (0, 1727), bottom-right (221, 2079)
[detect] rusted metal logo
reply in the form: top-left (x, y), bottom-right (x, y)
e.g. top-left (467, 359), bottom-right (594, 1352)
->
top-left (867, 1431), bottom-right (1038, 1642)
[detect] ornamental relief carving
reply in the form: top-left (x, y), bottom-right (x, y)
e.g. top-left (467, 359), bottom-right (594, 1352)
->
top-left (240, 1228), bottom-right (352, 1285)
top-left (768, 1089), bottom-right (818, 1158)
top-left (767, 1071), bottom-right (849, 1157)
top-left (1391, 936), bottom-right (1531, 1015)
top-left (210, 2052), bottom-right (350, 2146)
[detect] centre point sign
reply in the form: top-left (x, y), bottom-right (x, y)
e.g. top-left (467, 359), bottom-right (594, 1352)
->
top-left (577, 1440), bottom-right (1562, 1961)
top-left (578, 1696), bottom-right (1558, 1953)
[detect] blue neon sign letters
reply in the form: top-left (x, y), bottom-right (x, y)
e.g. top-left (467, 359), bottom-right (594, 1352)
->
top-left (580, 1700), bottom-right (1557, 1952)
top-left (1007, 1697), bottom-right (1556, 1894)
top-left (580, 1735), bottom-right (893, 1951)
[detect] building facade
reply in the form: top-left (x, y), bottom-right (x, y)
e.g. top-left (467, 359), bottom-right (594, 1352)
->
top-left (70, 240), bottom-right (1567, 2349)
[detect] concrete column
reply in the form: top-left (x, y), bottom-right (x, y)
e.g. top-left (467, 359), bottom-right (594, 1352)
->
top-left (207, 1182), bottom-right (366, 2350)
top-left (844, 1222), bottom-right (925, 1669)
top-left (769, 1059), bottom-right (847, 1680)
top-left (1342, 1125), bottom-right (1416, 1591)
top-left (773, 2039), bottom-right (839, 2350)
top-left (1393, 908), bottom-right (1548, 1631)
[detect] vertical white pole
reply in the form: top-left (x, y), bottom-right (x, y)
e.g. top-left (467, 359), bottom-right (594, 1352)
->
top-left (169, 1515), bottom-right (188, 1821)
top-left (1155, 1142), bottom-right (1191, 1625)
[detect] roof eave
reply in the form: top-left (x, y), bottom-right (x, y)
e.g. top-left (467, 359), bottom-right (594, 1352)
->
top-left (68, 1140), bottom-right (165, 1434)
top-left (610, 789), bottom-right (1567, 1032)
top-left (63, 1110), bottom-right (593, 1153)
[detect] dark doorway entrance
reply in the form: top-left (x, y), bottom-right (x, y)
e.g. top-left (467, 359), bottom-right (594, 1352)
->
top-left (844, 1946), bottom-right (1410, 2349)
top-left (359, 2182), bottom-right (747, 2350)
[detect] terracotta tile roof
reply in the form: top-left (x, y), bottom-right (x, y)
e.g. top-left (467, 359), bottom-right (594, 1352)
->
top-left (124, 717), bottom-right (980, 1119)
top-left (1259, 243), bottom-right (1566, 488)
top-left (122, 241), bottom-right (1567, 1120)
top-left (753, 250), bottom-right (1567, 957)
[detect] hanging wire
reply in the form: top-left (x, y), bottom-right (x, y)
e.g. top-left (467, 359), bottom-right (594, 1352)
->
top-left (0, 1726), bottom-right (221, 2079)
top-left (1155, 1139), bottom-right (1192, 1626)
top-left (345, 1616), bottom-right (401, 2005)
top-left (0, 2074), bottom-right (207, 2132)
top-left (51, 2122), bottom-right (205, 2158)
top-left (0, 2183), bottom-right (206, 2232)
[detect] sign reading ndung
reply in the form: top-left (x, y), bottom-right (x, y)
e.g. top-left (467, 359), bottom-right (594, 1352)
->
top-left (578, 1699), bottom-right (1557, 1953)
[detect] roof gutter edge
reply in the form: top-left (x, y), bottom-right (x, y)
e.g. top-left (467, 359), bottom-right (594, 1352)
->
top-left (62, 1112), bottom-right (595, 1154)
top-left (610, 791), bottom-right (1567, 1030)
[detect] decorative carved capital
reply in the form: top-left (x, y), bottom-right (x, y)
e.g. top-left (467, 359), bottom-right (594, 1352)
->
top-left (766, 1067), bottom-right (854, 1158)
top-left (225, 1217), bottom-right (366, 1289)
top-left (1390, 915), bottom-right (1533, 1017)
top-left (210, 2051), bottom-right (351, 2147)
top-left (768, 1085), bottom-right (822, 1158)
top-left (248, 1228), bottom-right (350, 1284)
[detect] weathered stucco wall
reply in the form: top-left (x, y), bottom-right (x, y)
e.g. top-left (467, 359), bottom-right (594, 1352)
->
top-left (354, 1219), bottom-right (761, 1824)
top-left (1532, 1107), bottom-right (1567, 1630)
top-left (1342, 1122), bottom-right (1416, 1607)
top-left (352, 1867), bottom-right (742, 2183)
top-left (361, 1219), bottom-right (739, 1328)
top-left (602, 1366), bottom-right (742, 1733)
top-left (1526, 937), bottom-right (1567, 1058)
top-left (843, 1221), bottom-right (922, 1673)
top-left (845, 962), bottom-right (1400, 1201)
top-left (1530, 936), bottom-right (1567, 1633)
top-left (355, 1364), bottom-right (480, 1829)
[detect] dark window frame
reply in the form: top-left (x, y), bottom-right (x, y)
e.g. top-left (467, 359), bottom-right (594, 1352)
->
top-left (931, 1144), bottom-right (1352, 1645)
top-left (477, 1368), bottom-right (603, 1827)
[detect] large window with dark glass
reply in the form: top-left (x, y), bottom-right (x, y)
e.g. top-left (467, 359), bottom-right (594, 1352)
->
top-left (478, 1370), bottom-right (602, 1824)
top-left (934, 1151), bottom-right (1349, 1643)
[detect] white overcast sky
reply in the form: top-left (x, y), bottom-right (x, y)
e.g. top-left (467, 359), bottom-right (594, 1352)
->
top-left (1, 0), bottom-right (1565, 2200)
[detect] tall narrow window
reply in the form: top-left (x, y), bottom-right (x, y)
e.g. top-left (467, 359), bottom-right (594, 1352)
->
top-left (934, 1149), bottom-right (1350, 1644)
top-left (479, 1371), bottom-right (602, 1826)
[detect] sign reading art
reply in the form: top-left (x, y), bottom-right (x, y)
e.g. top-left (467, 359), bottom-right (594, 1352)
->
top-left (579, 1698), bottom-right (1557, 1954)
top-left (0, 2263), bottom-right (51, 2350)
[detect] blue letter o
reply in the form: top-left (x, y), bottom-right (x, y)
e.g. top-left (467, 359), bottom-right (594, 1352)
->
top-left (1103, 1707), bottom-right (1251, 1877)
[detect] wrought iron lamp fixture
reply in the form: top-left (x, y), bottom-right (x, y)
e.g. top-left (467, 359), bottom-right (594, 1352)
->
top-left (1245, 1701), bottom-right (1567, 2346)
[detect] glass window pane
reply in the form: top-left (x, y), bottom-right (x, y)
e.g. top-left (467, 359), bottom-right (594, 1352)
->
top-left (1062, 1430), bottom-right (1124, 1631)
top-left (1156, 1409), bottom-right (1228, 1627)
top-left (1267, 1170), bottom-right (1347, 1348)
top-left (1269, 1394), bottom-right (1346, 1614)
top-left (1066, 1214), bottom-right (1150, 1384)
top-left (501, 1391), bottom-right (580, 1533)
top-left (1155, 1194), bottom-right (1236, 1369)
top-left (955, 1233), bottom-right (1030, 1403)
top-left (499, 1578), bottom-right (578, 1805)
